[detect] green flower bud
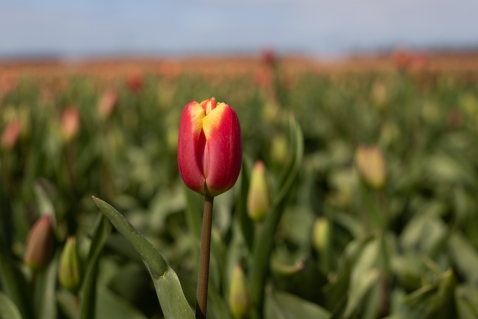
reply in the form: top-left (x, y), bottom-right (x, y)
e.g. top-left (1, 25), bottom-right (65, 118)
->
top-left (24, 215), bottom-right (54, 271)
top-left (228, 265), bottom-right (250, 319)
top-left (59, 236), bottom-right (82, 294)
top-left (247, 161), bottom-right (270, 222)
top-left (371, 80), bottom-right (389, 112)
top-left (312, 217), bottom-right (332, 273)
top-left (312, 217), bottom-right (330, 254)
top-left (355, 145), bottom-right (386, 189)
top-left (270, 134), bottom-right (288, 166)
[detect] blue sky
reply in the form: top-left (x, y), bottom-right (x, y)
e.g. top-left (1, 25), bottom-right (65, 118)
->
top-left (0, 0), bottom-right (477, 57)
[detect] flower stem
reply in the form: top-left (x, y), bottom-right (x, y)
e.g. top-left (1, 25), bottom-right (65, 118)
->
top-left (196, 195), bottom-right (214, 319)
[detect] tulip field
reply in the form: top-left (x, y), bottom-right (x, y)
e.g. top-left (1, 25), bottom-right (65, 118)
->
top-left (2, 53), bottom-right (478, 319)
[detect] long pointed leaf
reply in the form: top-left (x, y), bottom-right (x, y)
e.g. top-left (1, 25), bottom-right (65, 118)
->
top-left (33, 253), bottom-right (59, 319)
top-left (0, 291), bottom-right (23, 319)
top-left (79, 214), bottom-right (111, 319)
top-left (93, 197), bottom-right (194, 319)
top-left (250, 115), bottom-right (304, 318)
top-left (0, 237), bottom-right (33, 319)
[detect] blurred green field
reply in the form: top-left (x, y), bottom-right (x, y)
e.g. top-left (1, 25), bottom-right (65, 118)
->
top-left (2, 55), bottom-right (478, 319)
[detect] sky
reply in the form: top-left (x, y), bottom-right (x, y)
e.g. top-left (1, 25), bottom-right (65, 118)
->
top-left (0, 0), bottom-right (477, 58)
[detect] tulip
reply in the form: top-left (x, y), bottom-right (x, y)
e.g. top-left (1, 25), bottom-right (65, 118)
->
top-left (61, 107), bottom-right (80, 142)
top-left (59, 236), bottom-right (82, 294)
top-left (1, 119), bottom-right (22, 150)
top-left (228, 265), bottom-right (251, 319)
top-left (392, 48), bottom-right (411, 71)
top-left (371, 81), bottom-right (389, 112)
top-left (178, 97), bottom-right (241, 319)
top-left (270, 134), bottom-right (288, 166)
top-left (355, 145), bottom-right (386, 189)
top-left (177, 97), bottom-right (242, 197)
top-left (97, 89), bottom-right (118, 119)
top-left (125, 73), bottom-right (143, 93)
top-left (312, 217), bottom-right (331, 255)
top-left (24, 215), bottom-right (54, 271)
top-left (247, 161), bottom-right (270, 222)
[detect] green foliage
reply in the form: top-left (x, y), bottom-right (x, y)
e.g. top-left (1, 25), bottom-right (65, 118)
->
top-left (1, 64), bottom-right (478, 318)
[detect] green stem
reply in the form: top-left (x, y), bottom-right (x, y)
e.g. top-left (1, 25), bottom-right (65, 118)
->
top-left (195, 195), bottom-right (214, 319)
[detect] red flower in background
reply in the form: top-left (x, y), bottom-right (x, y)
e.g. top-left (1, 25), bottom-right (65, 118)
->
top-left (1, 119), bottom-right (22, 149)
top-left (61, 107), bottom-right (80, 141)
top-left (97, 89), bottom-right (118, 119)
top-left (125, 73), bottom-right (143, 93)
top-left (392, 48), bottom-right (411, 71)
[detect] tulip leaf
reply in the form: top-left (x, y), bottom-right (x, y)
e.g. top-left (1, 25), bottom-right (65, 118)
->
top-left (79, 214), bottom-right (111, 319)
top-left (56, 289), bottom-right (76, 319)
top-left (96, 285), bottom-right (147, 319)
top-left (0, 235), bottom-right (33, 319)
top-left (448, 232), bottom-right (478, 285)
top-left (343, 268), bottom-right (380, 318)
top-left (237, 159), bottom-right (254, 251)
top-left (250, 115), bottom-right (304, 318)
top-left (265, 289), bottom-right (330, 319)
top-left (33, 253), bottom-right (59, 319)
top-left (184, 188), bottom-right (203, 239)
top-left (33, 182), bottom-right (55, 219)
top-left (0, 291), bottom-right (23, 319)
top-left (92, 197), bottom-right (194, 319)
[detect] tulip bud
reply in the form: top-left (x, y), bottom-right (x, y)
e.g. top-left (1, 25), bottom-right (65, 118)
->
top-left (355, 145), bottom-right (386, 189)
top-left (270, 134), bottom-right (288, 166)
top-left (312, 217), bottom-right (330, 253)
top-left (24, 215), bottom-right (54, 271)
top-left (228, 265), bottom-right (250, 319)
top-left (97, 89), bottom-right (118, 119)
top-left (371, 81), bottom-right (388, 112)
top-left (125, 73), bottom-right (143, 93)
top-left (59, 236), bottom-right (82, 294)
top-left (61, 107), bottom-right (80, 142)
top-left (1, 119), bottom-right (22, 150)
top-left (178, 97), bottom-right (242, 197)
top-left (247, 161), bottom-right (270, 222)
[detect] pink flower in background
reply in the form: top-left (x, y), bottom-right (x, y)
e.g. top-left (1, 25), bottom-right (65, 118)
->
top-left (24, 215), bottom-right (54, 271)
top-left (61, 107), bottom-right (80, 141)
top-left (125, 73), bottom-right (143, 93)
top-left (1, 119), bottom-right (22, 149)
top-left (0, 75), bottom-right (18, 97)
top-left (97, 89), bottom-right (118, 119)
top-left (392, 48), bottom-right (411, 71)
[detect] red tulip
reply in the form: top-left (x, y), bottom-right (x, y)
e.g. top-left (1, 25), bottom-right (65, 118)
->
top-left (24, 215), bottom-right (54, 271)
top-left (1, 119), bottom-right (22, 149)
top-left (97, 88), bottom-right (118, 119)
top-left (178, 97), bottom-right (242, 197)
top-left (61, 107), bottom-right (80, 142)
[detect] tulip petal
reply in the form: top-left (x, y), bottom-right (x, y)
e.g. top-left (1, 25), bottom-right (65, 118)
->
top-left (178, 101), bottom-right (207, 194)
top-left (203, 104), bottom-right (242, 196)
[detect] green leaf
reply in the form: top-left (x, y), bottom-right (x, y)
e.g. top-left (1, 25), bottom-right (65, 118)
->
top-left (33, 182), bottom-right (55, 218)
top-left (0, 236), bottom-right (33, 319)
top-left (184, 188), bottom-right (203, 239)
top-left (93, 197), bottom-right (194, 319)
top-left (343, 268), bottom-right (380, 318)
top-left (250, 115), bottom-right (304, 318)
top-left (265, 290), bottom-right (330, 319)
top-left (323, 234), bottom-right (374, 311)
top-left (33, 253), bottom-right (59, 319)
top-left (449, 233), bottom-right (478, 285)
top-left (236, 158), bottom-right (254, 252)
top-left (79, 214), bottom-right (112, 319)
top-left (0, 291), bottom-right (23, 319)
top-left (96, 285), bottom-right (147, 319)
top-left (56, 289), bottom-right (76, 319)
